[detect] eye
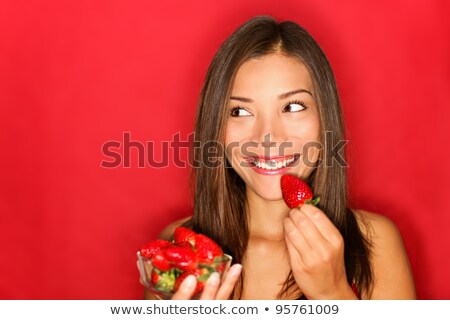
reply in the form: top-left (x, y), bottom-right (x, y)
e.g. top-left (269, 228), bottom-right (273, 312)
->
top-left (283, 100), bottom-right (307, 113)
top-left (229, 106), bottom-right (252, 117)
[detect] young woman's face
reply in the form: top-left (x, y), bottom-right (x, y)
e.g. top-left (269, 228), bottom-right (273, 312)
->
top-left (225, 53), bottom-right (321, 201)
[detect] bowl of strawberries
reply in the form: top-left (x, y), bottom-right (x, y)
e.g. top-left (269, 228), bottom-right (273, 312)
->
top-left (137, 227), bottom-right (232, 299)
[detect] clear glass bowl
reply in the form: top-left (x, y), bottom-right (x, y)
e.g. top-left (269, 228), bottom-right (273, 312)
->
top-left (137, 251), bottom-right (232, 299)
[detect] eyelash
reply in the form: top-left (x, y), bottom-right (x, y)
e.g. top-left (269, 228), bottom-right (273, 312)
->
top-left (229, 99), bottom-right (308, 117)
top-left (282, 99), bottom-right (308, 113)
top-left (229, 106), bottom-right (249, 117)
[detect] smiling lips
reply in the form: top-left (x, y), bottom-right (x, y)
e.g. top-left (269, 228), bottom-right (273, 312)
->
top-left (244, 155), bottom-right (300, 175)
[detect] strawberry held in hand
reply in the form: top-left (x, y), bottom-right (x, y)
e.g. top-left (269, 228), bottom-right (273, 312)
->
top-left (281, 174), bottom-right (320, 209)
top-left (137, 227), bottom-right (231, 298)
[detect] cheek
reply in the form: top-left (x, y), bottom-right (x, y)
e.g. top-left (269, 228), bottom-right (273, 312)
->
top-left (300, 118), bottom-right (321, 165)
top-left (225, 120), bottom-right (241, 144)
top-left (225, 124), bottom-right (242, 163)
top-left (286, 118), bottom-right (321, 169)
top-left (289, 116), bottom-right (321, 146)
top-left (305, 142), bottom-right (321, 164)
top-left (225, 120), bottom-right (253, 150)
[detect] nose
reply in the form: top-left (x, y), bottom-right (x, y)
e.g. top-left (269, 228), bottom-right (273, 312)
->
top-left (252, 114), bottom-right (288, 152)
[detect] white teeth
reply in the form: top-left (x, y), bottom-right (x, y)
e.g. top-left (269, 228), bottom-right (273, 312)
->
top-left (252, 157), bottom-right (296, 170)
top-left (268, 160), bottom-right (277, 168)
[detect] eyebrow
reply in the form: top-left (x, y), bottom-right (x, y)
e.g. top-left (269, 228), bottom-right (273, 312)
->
top-left (230, 89), bottom-right (313, 103)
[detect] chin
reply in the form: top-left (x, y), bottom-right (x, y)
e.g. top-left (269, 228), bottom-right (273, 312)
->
top-left (249, 187), bottom-right (283, 202)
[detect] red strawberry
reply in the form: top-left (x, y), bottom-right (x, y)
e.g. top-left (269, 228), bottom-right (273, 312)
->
top-left (173, 227), bottom-right (196, 246)
top-left (151, 269), bottom-right (160, 285)
top-left (176, 241), bottom-right (193, 248)
top-left (195, 234), bottom-right (223, 263)
top-left (280, 175), bottom-right (319, 209)
top-left (164, 247), bottom-right (198, 270)
top-left (215, 258), bottom-right (227, 273)
top-left (174, 269), bottom-right (207, 296)
top-left (151, 251), bottom-right (171, 271)
top-left (140, 239), bottom-right (172, 258)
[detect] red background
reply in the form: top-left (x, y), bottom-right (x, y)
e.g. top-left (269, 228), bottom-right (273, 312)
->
top-left (0, 0), bottom-right (449, 299)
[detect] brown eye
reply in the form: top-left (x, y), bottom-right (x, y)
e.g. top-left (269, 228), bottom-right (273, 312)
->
top-left (230, 107), bottom-right (252, 117)
top-left (283, 100), bottom-right (307, 113)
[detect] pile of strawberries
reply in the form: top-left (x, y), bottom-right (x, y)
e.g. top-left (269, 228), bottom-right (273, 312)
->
top-left (139, 227), bottom-right (227, 296)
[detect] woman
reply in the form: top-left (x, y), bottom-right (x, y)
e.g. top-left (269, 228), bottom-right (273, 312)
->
top-left (146, 15), bottom-right (416, 300)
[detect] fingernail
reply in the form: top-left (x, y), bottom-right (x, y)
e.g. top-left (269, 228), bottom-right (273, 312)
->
top-left (230, 264), bottom-right (242, 277)
top-left (208, 272), bottom-right (220, 286)
top-left (182, 275), bottom-right (196, 289)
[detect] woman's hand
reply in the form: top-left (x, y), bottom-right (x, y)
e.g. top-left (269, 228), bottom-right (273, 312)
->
top-left (172, 264), bottom-right (242, 300)
top-left (283, 204), bottom-right (357, 299)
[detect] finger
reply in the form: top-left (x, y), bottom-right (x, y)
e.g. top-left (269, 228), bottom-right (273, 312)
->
top-left (199, 272), bottom-right (221, 300)
top-left (284, 228), bottom-right (305, 268)
top-left (284, 215), bottom-right (312, 252)
top-left (290, 207), bottom-right (328, 252)
top-left (172, 275), bottom-right (196, 300)
top-left (283, 217), bottom-right (312, 265)
top-left (215, 264), bottom-right (242, 299)
top-left (301, 204), bottom-right (343, 244)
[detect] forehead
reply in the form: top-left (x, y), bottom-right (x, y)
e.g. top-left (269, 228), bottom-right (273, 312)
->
top-left (231, 53), bottom-right (314, 96)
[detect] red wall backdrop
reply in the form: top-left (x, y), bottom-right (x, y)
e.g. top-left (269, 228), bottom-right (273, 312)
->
top-left (0, 0), bottom-right (449, 299)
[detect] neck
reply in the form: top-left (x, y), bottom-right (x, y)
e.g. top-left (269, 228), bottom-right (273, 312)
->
top-left (246, 187), bottom-right (290, 241)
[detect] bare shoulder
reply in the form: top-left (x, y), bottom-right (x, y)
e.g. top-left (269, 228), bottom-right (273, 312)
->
top-left (352, 209), bottom-right (416, 299)
top-left (158, 216), bottom-right (192, 240)
top-left (353, 209), bottom-right (401, 243)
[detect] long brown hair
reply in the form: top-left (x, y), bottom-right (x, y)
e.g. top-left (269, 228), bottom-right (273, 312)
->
top-left (184, 15), bottom-right (373, 299)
